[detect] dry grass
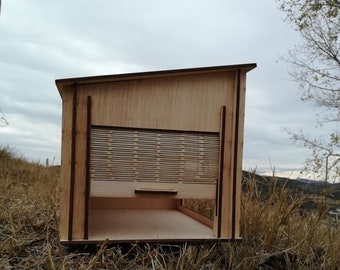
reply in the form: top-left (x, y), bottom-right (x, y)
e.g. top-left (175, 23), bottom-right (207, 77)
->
top-left (0, 147), bottom-right (339, 269)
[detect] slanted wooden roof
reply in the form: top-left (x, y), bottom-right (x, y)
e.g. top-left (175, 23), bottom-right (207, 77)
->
top-left (55, 63), bottom-right (257, 95)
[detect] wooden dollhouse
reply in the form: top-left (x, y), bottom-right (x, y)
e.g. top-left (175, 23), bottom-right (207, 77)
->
top-left (56, 63), bottom-right (256, 243)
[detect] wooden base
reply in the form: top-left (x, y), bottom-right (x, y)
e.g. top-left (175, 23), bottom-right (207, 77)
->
top-left (87, 209), bottom-right (215, 242)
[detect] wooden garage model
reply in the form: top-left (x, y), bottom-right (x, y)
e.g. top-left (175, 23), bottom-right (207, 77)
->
top-left (56, 63), bottom-right (256, 243)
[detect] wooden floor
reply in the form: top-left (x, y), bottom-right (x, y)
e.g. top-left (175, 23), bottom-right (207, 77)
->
top-left (88, 209), bottom-right (215, 241)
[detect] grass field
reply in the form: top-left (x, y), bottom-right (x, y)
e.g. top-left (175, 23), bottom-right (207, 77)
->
top-left (0, 147), bottom-right (339, 269)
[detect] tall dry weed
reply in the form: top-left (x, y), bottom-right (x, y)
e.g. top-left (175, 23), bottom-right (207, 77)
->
top-left (0, 147), bottom-right (60, 269)
top-left (0, 148), bottom-right (339, 269)
top-left (230, 170), bottom-right (340, 269)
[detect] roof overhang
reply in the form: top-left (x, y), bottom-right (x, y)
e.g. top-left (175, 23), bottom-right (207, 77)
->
top-left (56, 63), bottom-right (257, 96)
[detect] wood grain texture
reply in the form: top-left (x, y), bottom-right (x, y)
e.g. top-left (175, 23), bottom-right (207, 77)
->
top-left (233, 70), bottom-right (247, 238)
top-left (91, 181), bottom-right (216, 199)
top-left (219, 72), bottom-right (237, 238)
top-left (56, 63), bottom-right (256, 89)
top-left (177, 203), bottom-right (214, 228)
top-left (83, 72), bottom-right (235, 132)
top-left (218, 71), bottom-right (246, 238)
top-left (89, 197), bottom-right (178, 209)
top-left (59, 86), bottom-right (74, 241)
top-left (88, 209), bottom-right (214, 241)
top-left (72, 92), bottom-right (88, 240)
top-left (84, 96), bottom-right (92, 239)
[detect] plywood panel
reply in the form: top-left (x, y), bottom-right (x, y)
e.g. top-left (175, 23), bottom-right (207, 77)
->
top-left (59, 87), bottom-right (74, 241)
top-left (219, 72), bottom-right (238, 238)
top-left (233, 71), bottom-right (247, 238)
top-left (177, 203), bottom-right (214, 228)
top-left (90, 197), bottom-right (177, 209)
top-left (91, 181), bottom-right (216, 199)
top-left (88, 209), bottom-right (214, 241)
top-left (56, 64), bottom-right (256, 91)
top-left (85, 72), bottom-right (235, 132)
top-left (72, 92), bottom-right (88, 239)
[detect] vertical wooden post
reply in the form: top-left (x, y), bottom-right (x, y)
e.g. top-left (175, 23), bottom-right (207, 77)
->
top-left (68, 83), bottom-right (78, 240)
top-left (72, 90), bottom-right (89, 239)
top-left (231, 69), bottom-right (241, 238)
top-left (217, 70), bottom-right (245, 238)
top-left (217, 106), bottom-right (226, 238)
top-left (233, 70), bottom-right (247, 238)
top-left (59, 86), bottom-right (75, 241)
top-left (84, 96), bottom-right (92, 239)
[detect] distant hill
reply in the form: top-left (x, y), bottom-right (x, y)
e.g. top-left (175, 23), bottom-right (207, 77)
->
top-left (242, 170), bottom-right (340, 201)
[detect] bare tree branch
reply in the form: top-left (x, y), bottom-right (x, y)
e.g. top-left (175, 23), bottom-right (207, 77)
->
top-left (278, 0), bottom-right (340, 181)
top-left (0, 108), bottom-right (8, 127)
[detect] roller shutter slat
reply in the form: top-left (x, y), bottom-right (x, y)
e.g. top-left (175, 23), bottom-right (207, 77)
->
top-left (90, 127), bottom-right (219, 184)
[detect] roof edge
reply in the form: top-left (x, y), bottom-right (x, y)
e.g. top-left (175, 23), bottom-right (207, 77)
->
top-left (55, 63), bottom-right (256, 87)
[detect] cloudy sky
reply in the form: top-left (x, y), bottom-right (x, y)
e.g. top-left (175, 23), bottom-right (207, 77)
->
top-left (0, 1), bottom-right (322, 177)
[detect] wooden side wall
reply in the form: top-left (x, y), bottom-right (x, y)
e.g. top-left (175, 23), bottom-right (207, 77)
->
top-left (216, 70), bottom-right (247, 239)
top-left (59, 86), bottom-right (91, 240)
top-left (233, 71), bottom-right (247, 238)
top-left (72, 92), bottom-right (88, 240)
top-left (59, 86), bottom-right (74, 241)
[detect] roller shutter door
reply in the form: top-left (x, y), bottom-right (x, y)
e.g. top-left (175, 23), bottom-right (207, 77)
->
top-left (90, 127), bottom-right (220, 184)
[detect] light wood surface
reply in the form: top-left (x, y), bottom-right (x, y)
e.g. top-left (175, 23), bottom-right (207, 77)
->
top-left (233, 71), bottom-right (247, 238)
top-left (80, 72), bottom-right (234, 132)
top-left (90, 181), bottom-right (216, 199)
top-left (71, 92), bottom-right (88, 239)
top-left (177, 203), bottom-right (214, 228)
top-left (88, 209), bottom-right (214, 241)
top-left (89, 197), bottom-right (178, 209)
top-left (59, 86), bottom-right (73, 240)
top-left (218, 73), bottom-right (237, 237)
top-left (56, 64), bottom-right (256, 89)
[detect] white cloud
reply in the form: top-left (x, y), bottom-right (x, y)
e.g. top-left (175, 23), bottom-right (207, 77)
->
top-left (0, 0), bottom-right (325, 175)
top-left (0, 113), bottom-right (61, 163)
